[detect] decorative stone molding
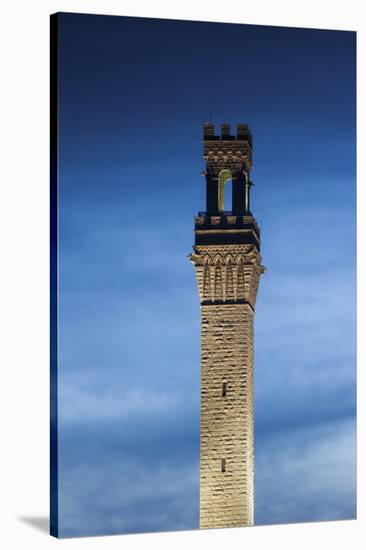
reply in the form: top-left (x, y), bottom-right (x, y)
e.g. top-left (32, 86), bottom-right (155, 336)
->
top-left (189, 245), bottom-right (265, 309)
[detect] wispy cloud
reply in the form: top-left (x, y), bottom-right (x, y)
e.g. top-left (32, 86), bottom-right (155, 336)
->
top-left (58, 440), bottom-right (199, 537)
top-left (59, 376), bottom-right (192, 425)
top-left (255, 416), bottom-right (356, 525)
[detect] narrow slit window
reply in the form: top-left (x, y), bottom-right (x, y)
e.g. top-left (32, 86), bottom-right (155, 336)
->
top-left (221, 458), bottom-right (226, 473)
top-left (222, 382), bottom-right (227, 397)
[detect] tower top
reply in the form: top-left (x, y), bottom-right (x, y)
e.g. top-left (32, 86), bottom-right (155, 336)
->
top-left (203, 122), bottom-right (253, 172)
top-left (195, 122), bottom-right (260, 250)
top-left (203, 122), bottom-right (252, 146)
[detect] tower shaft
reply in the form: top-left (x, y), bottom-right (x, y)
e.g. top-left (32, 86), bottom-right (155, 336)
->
top-left (201, 302), bottom-right (254, 527)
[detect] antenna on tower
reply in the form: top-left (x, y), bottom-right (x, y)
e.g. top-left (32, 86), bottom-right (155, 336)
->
top-left (209, 108), bottom-right (212, 123)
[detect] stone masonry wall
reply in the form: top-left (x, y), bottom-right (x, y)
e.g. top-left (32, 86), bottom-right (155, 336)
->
top-left (200, 303), bottom-right (254, 528)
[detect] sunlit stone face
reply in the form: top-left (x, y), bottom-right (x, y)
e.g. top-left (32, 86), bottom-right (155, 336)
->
top-left (190, 123), bottom-right (264, 529)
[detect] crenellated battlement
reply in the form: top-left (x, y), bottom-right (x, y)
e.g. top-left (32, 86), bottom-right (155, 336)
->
top-left (203, 124), bottom-right (252, 170)
top-left (203, 122), bottom-right (252, 145)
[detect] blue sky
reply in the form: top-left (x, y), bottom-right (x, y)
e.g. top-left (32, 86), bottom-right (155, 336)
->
top-left (56, 13), bottom-right (356, 537)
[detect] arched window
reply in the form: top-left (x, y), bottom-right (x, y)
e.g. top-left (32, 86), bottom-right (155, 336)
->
top-left (218, 169), bottom-right (232, 212)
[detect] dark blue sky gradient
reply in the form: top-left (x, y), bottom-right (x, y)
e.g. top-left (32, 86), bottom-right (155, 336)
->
top-left (56, 13), bottom-right (356, 537)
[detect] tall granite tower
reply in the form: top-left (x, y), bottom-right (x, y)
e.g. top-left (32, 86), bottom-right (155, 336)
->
top-left (190, 123), bottom-right (265, 529)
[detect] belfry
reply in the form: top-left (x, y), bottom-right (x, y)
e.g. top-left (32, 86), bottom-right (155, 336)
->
top-left (190, 123), bottom-right (265, 528)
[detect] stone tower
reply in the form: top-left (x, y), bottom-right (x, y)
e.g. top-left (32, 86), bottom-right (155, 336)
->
top-left (189, 123), bottom-right (265, 529)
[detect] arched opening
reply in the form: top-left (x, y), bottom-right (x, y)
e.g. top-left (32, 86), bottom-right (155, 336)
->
top-left (224, 178), bottom-right (232, 212)
top-left (218, 169), bottom-right (232, 213)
